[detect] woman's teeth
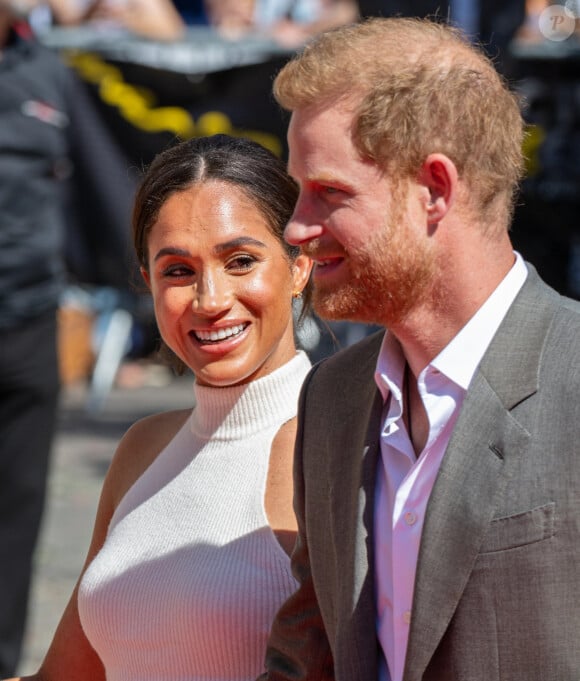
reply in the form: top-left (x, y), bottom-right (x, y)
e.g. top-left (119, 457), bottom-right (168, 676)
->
top-left (195, 323), bottom-right (247, 343)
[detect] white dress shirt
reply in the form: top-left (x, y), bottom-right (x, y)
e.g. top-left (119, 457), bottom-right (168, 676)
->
top-left (374, 253), bottom-right (528, 681)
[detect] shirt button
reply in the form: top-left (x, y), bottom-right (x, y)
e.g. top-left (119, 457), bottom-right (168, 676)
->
top-left (403, 610), bottom-right (412, 624)
top-left (404, 511), bottom-right (417, 525)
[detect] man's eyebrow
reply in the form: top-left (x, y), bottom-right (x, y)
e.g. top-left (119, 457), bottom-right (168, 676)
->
top-left (300, 173), bottom-right (351, 189)
top-left (213, 236), bottom-right (268, 254)
top-left (312, 174), bottom-right (344, 184)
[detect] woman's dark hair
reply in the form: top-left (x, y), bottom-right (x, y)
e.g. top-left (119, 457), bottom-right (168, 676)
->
top-left (133, 134), bottom-right (301, 270)
top-left (132, 134), bottom-right (312, 372)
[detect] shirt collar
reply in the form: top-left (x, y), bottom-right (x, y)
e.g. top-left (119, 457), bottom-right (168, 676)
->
top-left (432, 252), bottom-right (527, 389)
top-left (374, 332), bottom-right (406, 404)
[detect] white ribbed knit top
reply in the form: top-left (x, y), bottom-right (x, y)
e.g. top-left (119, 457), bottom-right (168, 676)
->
top-left (78, 351), bottom-right (311, 681)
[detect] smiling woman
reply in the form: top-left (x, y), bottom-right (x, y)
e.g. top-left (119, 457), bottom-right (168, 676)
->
top-left (8, 135), bottom-right (313, 681)
top-left (141, 179), bottom-right (309, 387)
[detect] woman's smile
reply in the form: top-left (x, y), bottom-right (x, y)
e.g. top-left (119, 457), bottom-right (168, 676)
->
top-left (192, 322), bottom-right (249, 344)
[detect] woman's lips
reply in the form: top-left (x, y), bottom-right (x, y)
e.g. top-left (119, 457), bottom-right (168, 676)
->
top-left (189, 322), bottom-right (251, 354)
top-left (193, 322), bottom-right (248, 344)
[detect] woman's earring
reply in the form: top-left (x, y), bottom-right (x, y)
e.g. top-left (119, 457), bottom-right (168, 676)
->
top-left (292, 291), bottom-right (303, 299)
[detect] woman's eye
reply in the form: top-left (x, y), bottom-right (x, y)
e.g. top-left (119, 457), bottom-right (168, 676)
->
top-left (162, 264), bottom-right (193, 278)
top-left (228, 255), bottom-right (256, 270)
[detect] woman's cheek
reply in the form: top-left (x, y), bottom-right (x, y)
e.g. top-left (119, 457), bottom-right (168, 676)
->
top-left (242, 266), bottom-right (293, 304)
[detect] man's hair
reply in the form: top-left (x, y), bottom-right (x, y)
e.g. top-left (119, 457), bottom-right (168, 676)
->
top-left (274, 17), bottom-right (525, 228)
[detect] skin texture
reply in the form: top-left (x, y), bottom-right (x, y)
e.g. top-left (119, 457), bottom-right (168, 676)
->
top-left (9, 179), bottom-right (311, 681)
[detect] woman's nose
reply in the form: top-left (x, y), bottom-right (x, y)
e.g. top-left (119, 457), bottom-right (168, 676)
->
top-left (191, 272), bottom-right (233, 316)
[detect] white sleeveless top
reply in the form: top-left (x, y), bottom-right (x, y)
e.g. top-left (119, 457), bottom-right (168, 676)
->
top-left (78, 351), bottom-right (311, 681)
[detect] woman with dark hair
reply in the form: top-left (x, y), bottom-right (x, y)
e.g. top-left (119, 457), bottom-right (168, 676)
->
top-left (8, 134), bottom-right (312, 681)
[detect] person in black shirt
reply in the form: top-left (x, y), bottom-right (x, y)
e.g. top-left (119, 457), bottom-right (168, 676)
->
top-left (0, 2), bottom-right (137, 673)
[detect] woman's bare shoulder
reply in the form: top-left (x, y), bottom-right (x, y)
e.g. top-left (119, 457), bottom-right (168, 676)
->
top-left (122, 408), bottom-right (192, 450)
top-left (106, 408), bottom-right (192, 508)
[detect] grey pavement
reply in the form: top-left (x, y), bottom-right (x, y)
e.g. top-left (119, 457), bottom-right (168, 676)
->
top-left (17, 369), bottom-right (195, 676)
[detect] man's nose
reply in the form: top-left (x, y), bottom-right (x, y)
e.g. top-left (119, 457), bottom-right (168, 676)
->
top-left (192, 271), bottom-right (233, 316)
top-left (284, 200), bottom-right (325, 246)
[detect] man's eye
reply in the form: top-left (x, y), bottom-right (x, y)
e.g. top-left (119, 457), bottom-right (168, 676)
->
top-left (316, 185), bottom-right (342, 196)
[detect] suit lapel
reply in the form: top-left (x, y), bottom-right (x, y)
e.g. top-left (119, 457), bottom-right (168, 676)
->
top-left (404, 377), bottom-right (530, 679)
top-left (404, 266), bottom-right (559, 680)
top-left (348, 392), bottom-right (383, 675)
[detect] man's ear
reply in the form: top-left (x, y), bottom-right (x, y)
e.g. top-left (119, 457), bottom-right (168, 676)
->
top-left (419, 153), bottom-right (458, 224)
top-left (140, 266), bottom-right (151, 290)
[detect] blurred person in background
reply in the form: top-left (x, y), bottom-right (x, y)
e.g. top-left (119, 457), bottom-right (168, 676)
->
top-left (0, 1), bottom-right (77, 674)
top-left (41, 0), bottom-right (187, 40)
top-left (0, 0), bottom-right (144, 672)
top-left (30, 0), bottom-right (357, 43)
top-left (175, 0), bottom-right (358, 46)
top-left (247, 0), bottom-right (358, 47)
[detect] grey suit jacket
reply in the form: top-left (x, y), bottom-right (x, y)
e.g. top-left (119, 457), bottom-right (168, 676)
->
top-left (264, 265), bottom-right (580, 681)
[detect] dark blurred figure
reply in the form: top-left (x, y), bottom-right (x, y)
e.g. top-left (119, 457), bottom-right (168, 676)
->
top-left (357, 0), bottom-right (526, 76)
top-left (0, 2), bottom-right (134, 673)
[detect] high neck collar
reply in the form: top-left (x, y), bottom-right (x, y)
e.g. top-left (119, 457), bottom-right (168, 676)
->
top-left (191, 352), bottom-right (311, 440)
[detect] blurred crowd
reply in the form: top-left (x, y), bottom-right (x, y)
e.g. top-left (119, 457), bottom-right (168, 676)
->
top-left (15, 0), bottom-right (359, 45)
top-left (8, 0), bottom-right (580, 48)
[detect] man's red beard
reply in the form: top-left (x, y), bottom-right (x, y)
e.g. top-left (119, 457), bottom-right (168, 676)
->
top-left (305, 228), bottom-right (436, 328)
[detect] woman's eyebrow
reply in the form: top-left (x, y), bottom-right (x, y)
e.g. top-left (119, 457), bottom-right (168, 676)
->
top-left (153, 246), bottom-right (190, 262)
top-left (213, 237), bottom-right (268, 254)
top-left (152, 237), bottom-right (268, 262)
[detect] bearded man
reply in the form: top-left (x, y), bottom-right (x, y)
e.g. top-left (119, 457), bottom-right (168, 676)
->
top-left (260, 16), bottom-right (580, 681)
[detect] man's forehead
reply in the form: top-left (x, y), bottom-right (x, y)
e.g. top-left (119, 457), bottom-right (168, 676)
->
top-left (287, 137), bottom-right (387, 194)
top-left (289, 95), bottom-right (360, 128)
top-left (287, 103), bottom-right (357, 165)
top-left (287, 119), bottom-right (349, 180)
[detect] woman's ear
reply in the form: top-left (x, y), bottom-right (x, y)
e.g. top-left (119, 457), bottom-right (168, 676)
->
top-left (291, 253), bottom-right (313, 295)
top-left (140, 266), bottom-right (151, 290)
